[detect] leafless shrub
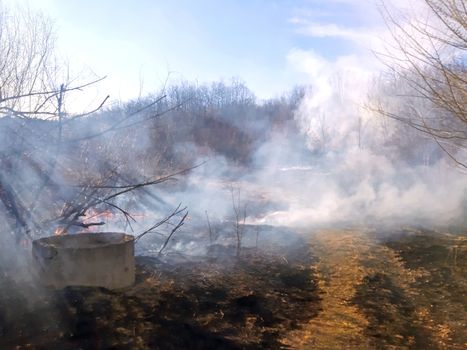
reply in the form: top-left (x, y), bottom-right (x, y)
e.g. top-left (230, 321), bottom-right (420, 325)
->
top-left (375, 0), bottom-right (466, 168)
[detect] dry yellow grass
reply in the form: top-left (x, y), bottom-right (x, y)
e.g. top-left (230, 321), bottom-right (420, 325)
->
top-left (282, 230), bottom-right (373, 349)
top-left (282, 228), bottom-right (462, 349)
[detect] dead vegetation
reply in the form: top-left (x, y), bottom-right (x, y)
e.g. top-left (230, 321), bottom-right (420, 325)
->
top-left (1, 227), bottom-right (466, 349)
top-left (0, 234), bottom-right (320, 350)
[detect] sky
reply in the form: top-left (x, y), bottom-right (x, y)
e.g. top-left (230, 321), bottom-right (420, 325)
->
top-left (5, 0), bottom-right (390, 107)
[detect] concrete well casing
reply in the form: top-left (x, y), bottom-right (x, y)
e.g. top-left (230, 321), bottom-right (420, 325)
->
top-left (32, 232), bottom-right (135, 289)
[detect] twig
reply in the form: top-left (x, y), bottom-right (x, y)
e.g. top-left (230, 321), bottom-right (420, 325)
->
top-left (0, 76), bottom-right (107, 104)
top-left (134, 204), bottom-right (186, 242)
top-left (158, 211), bottom-right (189, 256)
top-left (205, 210), bottom-right (214, 244)
top-left (73, 221), bottom-right (105, 228)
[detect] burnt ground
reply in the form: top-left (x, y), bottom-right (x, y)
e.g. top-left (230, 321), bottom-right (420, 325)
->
top-left (0, 233), bottom-right (320, 350)
top-left (1, 227), bottom-right (466, 349)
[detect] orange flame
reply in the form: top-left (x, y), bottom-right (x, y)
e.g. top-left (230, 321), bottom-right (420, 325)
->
top-left (54, 227), bottom-right (66, 236)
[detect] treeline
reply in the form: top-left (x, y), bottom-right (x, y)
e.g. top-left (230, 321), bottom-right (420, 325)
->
top-left (79, 79), bottom-right (308, 173)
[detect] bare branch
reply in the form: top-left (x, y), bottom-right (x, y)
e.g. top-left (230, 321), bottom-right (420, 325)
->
top-left (158, 210), bottom-right (189, 256)
top-left (135, 203), bottom-right (186, 242)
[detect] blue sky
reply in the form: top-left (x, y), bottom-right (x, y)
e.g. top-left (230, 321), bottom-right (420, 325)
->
top-left (6, 0), bottom-right (385, 106)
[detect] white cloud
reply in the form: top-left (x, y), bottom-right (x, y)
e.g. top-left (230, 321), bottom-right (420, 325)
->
top-left (296, 22), bottom-right (373, 43)
top-left (291, 0), bottom-right (431, 51)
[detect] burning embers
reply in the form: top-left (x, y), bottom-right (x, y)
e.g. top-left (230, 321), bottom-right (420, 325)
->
top-left (54, 205), bottom-right (152, 237)
top-left (54, 208), bottom-right (121, 235)
top-left (33, 232), bottom-right (135, 289)
top-left (54, 227), bottom-right (67, 236)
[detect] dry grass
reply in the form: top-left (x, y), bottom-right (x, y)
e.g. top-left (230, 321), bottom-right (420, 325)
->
top-left (282, 228), bottom-right (466, 349)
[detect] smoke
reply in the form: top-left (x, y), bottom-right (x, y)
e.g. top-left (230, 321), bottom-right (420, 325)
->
top-left (143, 64), bottom-right (466, 243)
top-left (245, 1), bottom-right (467, 229)
top-left (0, 0), bottom-right (465, 273)
top-left (149, 80), bottom-right (466, 234)
top-left (155, 1), bottom-right (467, 232)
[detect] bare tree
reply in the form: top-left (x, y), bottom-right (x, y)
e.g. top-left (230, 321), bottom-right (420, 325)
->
top-left (375, 0), bottom-right (466, 168)
top-left (0, 4), bottom-right (59, 118)
top-left (0, 4), bottom-right (188, 250)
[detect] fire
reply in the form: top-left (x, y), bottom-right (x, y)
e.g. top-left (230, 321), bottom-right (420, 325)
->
top-left (54, 227), bottom-right (66, 236)
top-left (82, 208), bottom-right (113, 232)
top-left (85, 208), bottom-right (114, 221)
top-left (53, 209), bottom-right (147, 235)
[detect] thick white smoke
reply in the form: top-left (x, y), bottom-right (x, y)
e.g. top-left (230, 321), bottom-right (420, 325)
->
top-left (249, 0), bottom-right (467, 228)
